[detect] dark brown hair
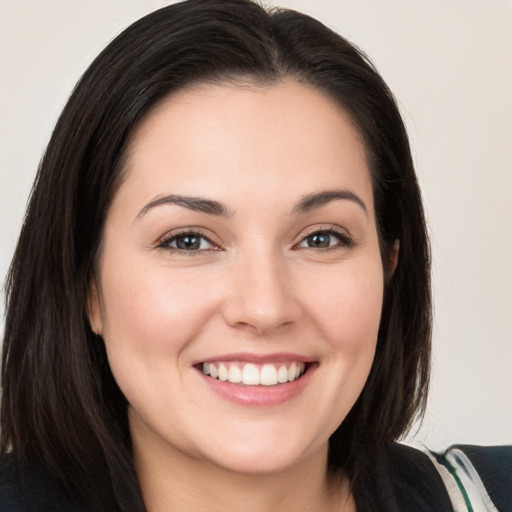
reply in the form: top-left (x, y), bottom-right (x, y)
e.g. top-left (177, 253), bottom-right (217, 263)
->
top-left (1, 0), bottom-right (431, 510)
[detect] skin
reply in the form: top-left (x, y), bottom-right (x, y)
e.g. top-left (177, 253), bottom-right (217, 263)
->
top-left (89, 80), bottom-right (391, 512)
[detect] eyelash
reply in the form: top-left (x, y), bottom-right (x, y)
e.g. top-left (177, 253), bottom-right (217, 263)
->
top-left (156, 227), bottom-right (354, 255)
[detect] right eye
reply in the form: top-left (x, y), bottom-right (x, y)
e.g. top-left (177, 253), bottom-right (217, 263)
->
top-left (295, 228), bottom-right (353, 251)
top-left (157, 231), bottom-right (218, 253)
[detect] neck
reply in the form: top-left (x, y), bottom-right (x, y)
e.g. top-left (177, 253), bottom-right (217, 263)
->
top-left (132, 421), bottom-right (354, 512)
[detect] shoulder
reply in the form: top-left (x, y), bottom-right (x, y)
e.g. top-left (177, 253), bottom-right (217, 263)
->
top-left (430, 444), bottom-right (512, 512)
top-left (0, 455), bottom-right (86, 512)
top-left (384, 442), bottom-right (453, 511)
top-left (385, 442), bottom-right (512, 512)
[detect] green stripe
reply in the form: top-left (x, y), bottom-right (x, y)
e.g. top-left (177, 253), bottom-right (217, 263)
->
top-left (433, 451), bottom-right (474, 512)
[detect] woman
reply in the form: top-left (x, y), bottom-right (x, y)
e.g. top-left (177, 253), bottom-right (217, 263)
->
top-left (0, 1), bottom-right (509, 511)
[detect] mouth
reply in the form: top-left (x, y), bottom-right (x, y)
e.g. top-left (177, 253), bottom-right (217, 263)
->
top-left (194, 355), bottom-right (317, 406)
top-left (198, 361), bottom-right (308, 386)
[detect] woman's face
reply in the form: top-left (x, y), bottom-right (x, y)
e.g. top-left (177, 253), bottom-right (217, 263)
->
top-left (89, 81), bottom-right (385, 475)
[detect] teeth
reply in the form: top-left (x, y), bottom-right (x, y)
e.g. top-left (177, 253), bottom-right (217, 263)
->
top-left (260, 364), bottom-right (278, 385)
top-left (228, 365), bottom-right (242, 383)
top-left (201, 361), bottom-right (306, 386)
top-left (242, 364), bottom-right (260, 385)
top-left (277, 365), bottom-right (288, 383)
top-left (288, 362), bottom-right (297, 382)
top-left (218, 363), bottom-right (228, 381)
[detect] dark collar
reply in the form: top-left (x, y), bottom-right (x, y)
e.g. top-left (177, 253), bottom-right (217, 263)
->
top-left (353, 442), bottom-right (453, 512)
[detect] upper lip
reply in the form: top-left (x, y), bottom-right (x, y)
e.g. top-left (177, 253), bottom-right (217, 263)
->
top-left (194, 352), bottom-right (316, 365)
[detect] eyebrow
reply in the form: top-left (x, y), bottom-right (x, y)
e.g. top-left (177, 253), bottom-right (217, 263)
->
top-left (137, 188), bottom-right (367, 219)
top-left (292, 189), bottom-right (368, 216)
top-left (137, 194), bottom-right (233, 218)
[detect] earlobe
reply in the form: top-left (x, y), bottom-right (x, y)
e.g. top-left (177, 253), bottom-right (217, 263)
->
top-left (388, 239), bottom-right (400, 279)
top-left (87, 279), bottom-right (104, 336)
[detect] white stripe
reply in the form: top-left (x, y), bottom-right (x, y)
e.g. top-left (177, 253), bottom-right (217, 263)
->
top-left (424, 450), bottom-right (469, 512)
top-left (445, 449), bottom-right (499, 512)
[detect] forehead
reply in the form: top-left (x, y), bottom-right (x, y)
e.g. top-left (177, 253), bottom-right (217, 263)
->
top-left (118, 80), bottom-right (373, 216)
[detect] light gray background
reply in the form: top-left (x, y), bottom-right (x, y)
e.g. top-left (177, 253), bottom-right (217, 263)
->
top-left (1, 0), bottom-right (511, 450)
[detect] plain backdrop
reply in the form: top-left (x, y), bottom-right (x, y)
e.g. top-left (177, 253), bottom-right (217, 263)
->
top-left (1, 0), bottom-right (511, 450)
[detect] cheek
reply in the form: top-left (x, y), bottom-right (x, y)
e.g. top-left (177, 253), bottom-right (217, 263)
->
top-left (301, 261), bottom-right (384, 351)
top-left (298, 260), bottom-right (384, 430)
top-left (97, 261), bottom-right (225, 423)
top-left (98, 258), bottom-right (222, 366)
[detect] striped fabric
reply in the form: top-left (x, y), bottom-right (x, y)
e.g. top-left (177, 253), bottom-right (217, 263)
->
top-left (426, 448), bottom-right (499, 512)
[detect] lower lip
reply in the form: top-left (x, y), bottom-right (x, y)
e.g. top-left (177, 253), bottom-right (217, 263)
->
top-left (197, 364), bottom-right (317, 407)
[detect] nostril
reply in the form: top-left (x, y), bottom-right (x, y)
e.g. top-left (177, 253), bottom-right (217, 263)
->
top-left (222, 300), bottom-right (301, 335)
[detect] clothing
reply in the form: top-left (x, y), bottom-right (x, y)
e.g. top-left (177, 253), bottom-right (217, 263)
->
top-left (0, 456), bottom-right (86, 512)
top-left (381, 444), bottom-right (512, 512)
top-left (0, 443), bottom-right (510, 511)
top-left (426, 445), bottom-right (512, 511)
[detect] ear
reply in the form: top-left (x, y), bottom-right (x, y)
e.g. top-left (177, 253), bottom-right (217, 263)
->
top-left (87, 278), bottom-right (104, 336)
top-left (387, 239), bottom-right (400, 279)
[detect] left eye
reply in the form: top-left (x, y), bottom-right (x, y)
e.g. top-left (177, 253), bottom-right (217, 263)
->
top-left (159, 232), bottom-right (215, 251)
top-left (297, 230), bottom-right (350, 249)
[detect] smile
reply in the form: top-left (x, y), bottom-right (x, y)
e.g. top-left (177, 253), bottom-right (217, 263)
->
top-left (201, 361), bottom-right (306, 386)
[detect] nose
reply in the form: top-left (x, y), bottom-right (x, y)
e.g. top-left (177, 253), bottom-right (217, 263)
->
top-left (221, 251), bottom-right (302, 335)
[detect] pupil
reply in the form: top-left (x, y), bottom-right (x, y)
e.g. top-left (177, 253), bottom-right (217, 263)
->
top-left (308, 233), bottom-right (330, 248)
top-left (177, 235), bottom-right (200, 250)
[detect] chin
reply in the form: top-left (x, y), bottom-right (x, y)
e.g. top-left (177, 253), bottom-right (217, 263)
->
top-left (197, 428), bottom-right (325, 476)
top-left (209, 449), bottom-right (307, 475)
